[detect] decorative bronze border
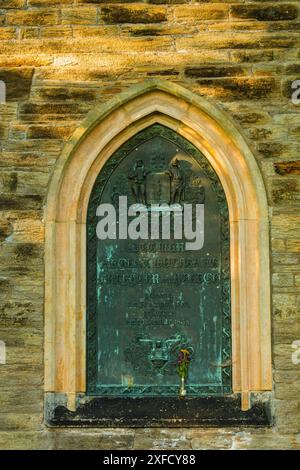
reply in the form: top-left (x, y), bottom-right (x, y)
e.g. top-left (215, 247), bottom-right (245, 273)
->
top-left (86, 124), bottom-right (231, 396)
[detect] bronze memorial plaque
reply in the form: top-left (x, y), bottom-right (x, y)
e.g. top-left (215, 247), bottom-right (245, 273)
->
top-left (87, 124), bottom-right (231, 399)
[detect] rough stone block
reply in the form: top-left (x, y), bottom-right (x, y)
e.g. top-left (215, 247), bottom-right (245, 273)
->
top-left (0, 68), bottom-right (34, 102)
top-left (232, 110), bottom-right (271, 125)
top-left (72, 25), bottom-right (119, 37)
top-left (0, 28), bottom-right (18, 40)
top-left (258, 142), bottom-right (286, 158)
top-left (275, 400), bottom-right (300, 434)
top-left (0, 123), bottom-right (8, 140)
top-left (0, 365), bottom-right (43, 389)
top-left (272, 239), bottom-right (286, 253)
top-left (0, 389), bottom-right (43, 414)
top-left (0, 413), bottom-right (42, 432)
top-left (233, 430), bottom-right (295, 450)
top-left (29, 0), bottom-right (72, 5)
top-left (271, 178), bottom-right (300, 205)
top-left (273, 343), bottom-right (300, 370)
top-left (289, 126), bottom-right (300, 139)
top-left (275, 382), bottom-right (300, 400)
top-left (231, 50), bottom-right (274, 63)
top-left (26, 124), bottom-right (75, 140)
top-left (0, 195), bottom-right (43, 212)
top-left (274, 370), bottom-right (300, 384)
top-left (1, 273), bottom-right (43, 309)
top-left (287, 240), bottom-right (300, 252)
top-left (40, 26), bottom-right (73, 38)
top-left (0, 278), bottom-right (12, 301)
top-left (10, 218), bottom-right (44, 244)
top-left (268, 21), bottom-right (300, 32)
top-left (273, 294), bottom-right (300, 321)
top-left (0, 152), bottom-right (56, 170)
top-left (121, 23), bottom-right (196, 36)
top-left (61, 7), bottom-right (97, 25)
top-left (194, 77), bottom-right (276, 101)
top-left (185, 65), bottom-right (246, 78)
top-left (176, 32), bottom-right (297, 51)
top-left (31, 86), bottom-right (98, 102)
top-left (285, 63), bottom-right (300, 75)
top-left (208, 20), bottom-right (269, 32)
top-left (6, 10), bottom-right (59, 26)
top-left (272, 253), bottom-right (300, 267)
top-left (8, 123), bottom-right (27, 140)
top-left (0, 431), bottom-right (53, 450)
top-left (20, 27), bottom-right (40, 39)
top-left (275, 161), bottom-right (300, 175)
top-left (0, 220), bottom-right (13, 243)
top-left (0, 55), bottom-right (52, 68)
top-left (173, 5), bottom-right (228, 21)
top-left (53, 429), bottom-right (135, 450)
top-left (272, 273), bottom-right (294, 287)
top-left (0, 172), bottom-right (18, 193)
top-left (100, 5), bottom-right (167, 24)
top-left (0, 300), bottom-right (43, 328)
top-left (0, 242), bottom-right (44, 274)
top-left (0, 0), bottom-right (25, 7)
top-left (0, 327), bottom-right (43, 367)
top-left (19, 102), bottom-right (90, 121)
top-left (0, 166), bottom-right (56, 193)
top-left (190, 432), bottom-right (233, 450)
top-left (230, 4), bottom-right (299, 21)
top-left (246, 127), bottom-right (273, 141)
top-left (134, 428), bottom-right (191, 450)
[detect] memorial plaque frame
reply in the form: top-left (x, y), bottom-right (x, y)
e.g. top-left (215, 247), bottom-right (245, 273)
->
top-left (44, 81), bottom-right (272, 426)
top-left (86, 124), bottom-right (231, 398)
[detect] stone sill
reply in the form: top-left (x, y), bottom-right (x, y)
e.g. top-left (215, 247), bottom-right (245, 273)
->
top-left (45, 394), bottom-right (271, 428)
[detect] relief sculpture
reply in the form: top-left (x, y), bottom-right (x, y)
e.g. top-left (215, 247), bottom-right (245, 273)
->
top-left (128, 160), bottom-right (147, 204)
top-left (128, 156), bottom-right (187, 206)
top-left (167, 158), bottom-right (185, 204)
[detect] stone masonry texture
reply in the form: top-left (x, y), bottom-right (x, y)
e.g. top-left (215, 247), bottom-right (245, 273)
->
top-left (0, 0), bottom-right (300, 450)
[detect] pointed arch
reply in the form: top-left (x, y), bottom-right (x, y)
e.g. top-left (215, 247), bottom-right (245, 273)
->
top-left (44, 79), bottom-right (271, 412)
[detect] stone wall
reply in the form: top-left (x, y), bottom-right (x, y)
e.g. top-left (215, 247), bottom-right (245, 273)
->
top-left (0, 0), bottom-right (300, 449)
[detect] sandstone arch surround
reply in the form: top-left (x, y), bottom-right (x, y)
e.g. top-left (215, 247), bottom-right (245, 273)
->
top-left (44, 79), bottom-right (272, 413)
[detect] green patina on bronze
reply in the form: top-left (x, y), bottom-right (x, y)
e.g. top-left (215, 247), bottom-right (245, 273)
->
top-left (86, 124), bottom-right (231, 397)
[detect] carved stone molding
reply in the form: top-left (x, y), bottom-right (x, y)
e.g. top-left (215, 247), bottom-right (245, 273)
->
top-left (44, 79), bottom-right (272, 414)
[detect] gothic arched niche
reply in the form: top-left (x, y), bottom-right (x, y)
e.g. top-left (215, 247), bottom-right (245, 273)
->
top-left (44, 80), bottom-right (271, 425)
top-left (86, 124), bottom-right (231, 400)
